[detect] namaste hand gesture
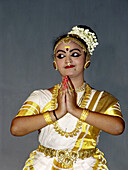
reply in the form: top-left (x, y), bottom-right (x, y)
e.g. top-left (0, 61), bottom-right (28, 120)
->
top-left (57, 76), bottom-right (78, 117)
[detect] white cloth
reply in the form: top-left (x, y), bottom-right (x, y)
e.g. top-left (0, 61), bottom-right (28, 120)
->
top-left (23, 89), bottom-right (97, 169)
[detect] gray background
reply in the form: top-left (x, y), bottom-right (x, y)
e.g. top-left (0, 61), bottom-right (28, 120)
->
top-left (0, 0), bottom-right (128, 169)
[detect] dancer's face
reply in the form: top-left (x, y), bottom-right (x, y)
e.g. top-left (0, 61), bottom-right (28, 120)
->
top-left (54, 40), bottom-right (86, 79)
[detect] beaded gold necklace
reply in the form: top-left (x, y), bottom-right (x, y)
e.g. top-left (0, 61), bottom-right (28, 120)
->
top-left (75, 82), bottom-right (86, 92)
top-left (51, 83), bottom-right (91, 138)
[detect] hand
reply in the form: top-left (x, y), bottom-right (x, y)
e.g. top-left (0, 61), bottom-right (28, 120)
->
top-left (56, 85), bottom-right (67, 118)
top-left (65, 78), bottom-right (78, 114)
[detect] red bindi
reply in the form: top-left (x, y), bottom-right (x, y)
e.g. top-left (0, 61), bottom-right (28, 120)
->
top-left (65, 46), bottom-right (70, 51)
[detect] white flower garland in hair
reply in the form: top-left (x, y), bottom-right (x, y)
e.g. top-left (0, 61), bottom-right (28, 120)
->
top-left (68, 26), bottom-right (98, 55)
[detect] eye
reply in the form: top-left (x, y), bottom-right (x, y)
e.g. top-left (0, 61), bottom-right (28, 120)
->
top-left (56, 54), bottom-right (65, 59)
top-left (71, 52), bottom-right (81, 57)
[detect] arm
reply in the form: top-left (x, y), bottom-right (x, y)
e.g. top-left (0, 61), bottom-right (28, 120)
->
top-left (69, 107), bottom-right (125, 135)
top-left (65, 82), bottom-right (125, 135)
top-left (10, 88), bottom-right (67, 136)
top-left (10, 110), bottom-right (62, 136)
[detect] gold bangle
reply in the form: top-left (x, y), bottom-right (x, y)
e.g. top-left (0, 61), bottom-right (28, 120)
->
top-left (80, 109), bottom-right (89, 122)
top-left (43, 112), bottom-right (53, 125)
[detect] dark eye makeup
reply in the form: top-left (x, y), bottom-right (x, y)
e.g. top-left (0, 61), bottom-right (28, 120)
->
top-left (56, 52), bottom-right (81, 59)
top-left (56, 49), bottom-right (81, 59)
top-left (71, 52), bottom-right (81, 57)
top-left (56, 54), bottom-right (65, 59)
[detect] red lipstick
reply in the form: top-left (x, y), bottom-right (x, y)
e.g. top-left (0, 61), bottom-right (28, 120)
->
top-left (65, 65), bottom-right (75, 69)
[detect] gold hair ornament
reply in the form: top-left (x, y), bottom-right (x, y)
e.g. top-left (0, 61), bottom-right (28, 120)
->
top-left (54, 36), bottom-right (87, 54)
top-left (68, 26), bottom-right (98, 55)
top-left (63, 35), bottom-right (71, 44)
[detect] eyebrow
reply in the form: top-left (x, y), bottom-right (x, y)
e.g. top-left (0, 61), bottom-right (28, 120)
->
top-left (70, 48), bottom-right (81, 53)
top-left (56, 48), bottom-right (81, 53)
top-left (56, 50), bottom-right (66, 53)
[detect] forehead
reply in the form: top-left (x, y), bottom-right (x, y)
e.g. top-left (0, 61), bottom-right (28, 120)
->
top-left (55, 40), bottom-right (83, 52)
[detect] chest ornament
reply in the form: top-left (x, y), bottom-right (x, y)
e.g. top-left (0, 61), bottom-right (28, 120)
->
top-left (51, 83), bottom-right (91, 138)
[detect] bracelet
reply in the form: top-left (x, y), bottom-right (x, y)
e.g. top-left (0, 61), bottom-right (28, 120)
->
top-left (43, 112), bottom-right (53, 125)
top-left (80, 109), bottom-right (89, 122)
top-left (53, 110), bottom-right (58, 120)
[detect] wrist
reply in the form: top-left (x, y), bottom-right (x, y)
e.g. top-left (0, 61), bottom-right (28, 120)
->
top-left (55, 108), bottom-right (65, 119)
top-left (69, 106), bottom-right (81, 116)
top-left (43, 112), bottom-right (53, 125)
top-left (80, 109), bottom-right (89, 122)
top-left (53, 110), bottom-right (58, 121)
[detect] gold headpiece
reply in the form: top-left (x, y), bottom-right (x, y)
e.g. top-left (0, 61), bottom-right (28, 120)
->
top-left (54, 36), bottom-right (87, 54)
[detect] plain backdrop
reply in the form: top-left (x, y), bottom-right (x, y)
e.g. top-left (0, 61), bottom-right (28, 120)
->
top-left (0, 0), bottom-right (128, 169)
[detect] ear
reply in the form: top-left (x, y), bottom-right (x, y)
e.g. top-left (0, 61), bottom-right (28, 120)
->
top-left (84, 53), bottom-right (91, 69)
top-left (53, 55), bottom-right (58, 70)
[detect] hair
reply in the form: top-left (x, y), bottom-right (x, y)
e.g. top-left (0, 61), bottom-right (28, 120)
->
top-left (53, 25), bottom-right (98, 52)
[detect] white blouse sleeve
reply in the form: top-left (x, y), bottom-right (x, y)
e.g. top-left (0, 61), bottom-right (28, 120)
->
top-left (16, 89), bottom-right (52, 117)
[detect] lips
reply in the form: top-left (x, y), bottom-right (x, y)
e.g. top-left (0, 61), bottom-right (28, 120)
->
top-left (65, 65), bottom-right (75, 69)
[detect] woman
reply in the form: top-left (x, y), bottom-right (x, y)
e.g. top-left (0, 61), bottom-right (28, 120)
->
top-left (10, 25), bottom-right (125, 170)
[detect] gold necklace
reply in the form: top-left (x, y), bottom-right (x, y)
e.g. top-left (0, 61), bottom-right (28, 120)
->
top-left (60, 82), bottom-right (86, 93)
top-left (75, 82), bottom-right (86, 92)
top-left (51, 83), bottom-right (91, 138)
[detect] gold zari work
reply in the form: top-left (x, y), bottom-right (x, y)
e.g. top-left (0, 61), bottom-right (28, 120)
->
top-left (21, 83), bottom-right (122, 170)
top-left (80, 109), bottom-right (89, 122)
top-left (54, 121), bottom-right (82, 138)
top-left (43, 112), bottom-right (53, 125)
top-left (52, 158), bottom-right (73, 170)
top-left (38, 145), bottom-right (96, 168)
top-left (51, 84), bottom-right (91, 138)
top-left (16, 101), bottom-right (40, 117)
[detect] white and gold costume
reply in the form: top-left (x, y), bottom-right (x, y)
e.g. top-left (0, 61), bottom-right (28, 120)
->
top-left (16, 84), bottom-right (123, 170)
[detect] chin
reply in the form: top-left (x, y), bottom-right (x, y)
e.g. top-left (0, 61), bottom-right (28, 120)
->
top-left (66, 74), bottom-right (76, 79)
top-left (61, 71), bottom-right (81, 79)
top-left (61, 74), bottom-right (73, 78)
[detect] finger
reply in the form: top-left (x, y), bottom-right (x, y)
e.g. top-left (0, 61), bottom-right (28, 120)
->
top-left (67, 82), bottom-right (75, 95)
top-left (68, 78), bottom-right (74, 88)
top-left (67, 80), bottom-right (72, 90)
top-left (64, 82), bottom-right (71, 95)
top-left (59, 83), bottom-right (65, 94)
top-left (67, 82), bottom-right (72, 94)
top-left (62, 76), bottom-right (68, 90)
top-left (60, 83), bottom-right (64, 91)
top-left (61, 86), bottom-right (67, 97)
top-left (65, 87), bottom-right (69, 94)
top-left (68, 79), bottom-right (75, 91)
top-left (58, 90), bottom-right (62, 97)
top-left (58, 85), bottom-right (64, 96)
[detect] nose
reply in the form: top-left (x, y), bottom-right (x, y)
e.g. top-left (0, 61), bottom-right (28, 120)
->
top-left (65, 54), bottom-right (72, 64)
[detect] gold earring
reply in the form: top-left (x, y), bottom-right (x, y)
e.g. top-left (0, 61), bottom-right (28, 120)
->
top-left (84, 61), bottom-right (90, 69)
top-left (53, 61), bottom-right (58, 70)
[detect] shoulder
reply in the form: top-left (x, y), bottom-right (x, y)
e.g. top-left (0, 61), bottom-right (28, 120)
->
top-left (28, 89), bottom-right (51, 97)
top-left (25, 87), bottom-right (54, 103)
top-left (94, 88), bottom-right (118, 103)
top-left (87, 83), bottom-right (119, 112)
top-left (48, 87), bottom-right (54, 94)
top-left (88, 83), bottom-right (118, 101)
